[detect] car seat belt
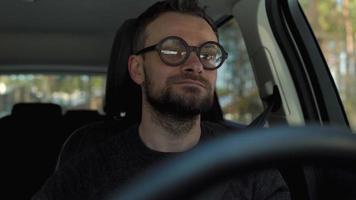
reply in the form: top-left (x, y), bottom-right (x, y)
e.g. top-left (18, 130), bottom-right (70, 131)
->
top-left (247, 85), bottom-right (281, 128)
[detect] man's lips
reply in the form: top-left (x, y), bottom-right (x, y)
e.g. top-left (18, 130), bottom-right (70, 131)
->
top-left (173, 79), bottom-right (206, 88)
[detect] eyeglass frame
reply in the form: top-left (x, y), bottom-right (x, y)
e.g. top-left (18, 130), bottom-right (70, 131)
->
top-left (134, 36), bottom-right (228, 70)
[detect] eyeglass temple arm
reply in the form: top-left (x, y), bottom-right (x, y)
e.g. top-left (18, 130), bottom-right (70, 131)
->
top-left (134, 45), bottom-right (157, 55)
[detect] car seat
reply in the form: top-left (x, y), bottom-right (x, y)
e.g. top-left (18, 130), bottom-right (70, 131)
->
top-left (1, 103), bottom-right (65, 199)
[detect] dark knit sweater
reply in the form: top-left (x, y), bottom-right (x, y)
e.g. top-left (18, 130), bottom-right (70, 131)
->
top-left (33, 122), bottom-right (290, 200)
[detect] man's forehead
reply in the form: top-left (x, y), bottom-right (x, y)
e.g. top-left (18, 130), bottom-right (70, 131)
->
top-left (144, 12), bottom-right (218, 45)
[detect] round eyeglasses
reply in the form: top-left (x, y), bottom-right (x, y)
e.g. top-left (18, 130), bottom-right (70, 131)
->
top-left (134, 36), bottom-right (228, 70)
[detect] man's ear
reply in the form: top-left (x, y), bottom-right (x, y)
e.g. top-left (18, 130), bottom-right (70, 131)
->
top-left (128, 55), bottom-right (144, 85)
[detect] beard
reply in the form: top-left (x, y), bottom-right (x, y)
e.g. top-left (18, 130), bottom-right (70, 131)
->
top-left (143, 70), bottom-right (214, 119)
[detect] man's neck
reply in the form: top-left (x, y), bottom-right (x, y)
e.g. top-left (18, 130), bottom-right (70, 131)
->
top-left (138, 105), bottom-right (201, 153)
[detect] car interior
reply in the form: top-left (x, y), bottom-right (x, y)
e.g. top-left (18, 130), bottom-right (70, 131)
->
top-left (1, 0), bottom-right (355, 199)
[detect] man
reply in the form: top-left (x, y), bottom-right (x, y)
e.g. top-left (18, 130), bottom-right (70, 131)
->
top-left (33, 0), bottom-right (290, 199)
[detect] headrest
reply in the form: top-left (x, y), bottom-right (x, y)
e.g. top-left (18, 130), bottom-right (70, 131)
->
top-left (11, 103), bottom-right (62, 118)
top-left (104, 18), bottom-right (141, 123)
top-left (103, 18), bottom-right (223, 123)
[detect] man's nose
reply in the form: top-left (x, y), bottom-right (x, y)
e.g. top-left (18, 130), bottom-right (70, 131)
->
top-left (181, 52), bottom-right (204, 74)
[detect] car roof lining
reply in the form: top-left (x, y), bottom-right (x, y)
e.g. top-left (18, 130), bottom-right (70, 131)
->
top-left (0, 0), bottom-right (237, 68)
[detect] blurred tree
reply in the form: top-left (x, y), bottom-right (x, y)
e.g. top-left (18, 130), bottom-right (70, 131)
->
top-left (217, 20), bottom-right (263, 124)
top-left (300, 0), bottom-right (356, 130)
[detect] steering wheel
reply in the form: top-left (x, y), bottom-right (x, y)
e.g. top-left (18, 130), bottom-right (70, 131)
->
top-left (107, 125), bottom-right (356, 200)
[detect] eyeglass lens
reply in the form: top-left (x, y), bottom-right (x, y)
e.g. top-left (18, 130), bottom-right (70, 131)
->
top-left (159, 37), bottom-right (224, 69)
top-left (200, 43), bottom-right (223, 69)
top-left (160, 38), bottom-right (187, 65)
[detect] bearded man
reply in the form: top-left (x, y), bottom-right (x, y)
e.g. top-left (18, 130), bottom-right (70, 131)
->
top-left (33, 1), bottom-right (290, 199)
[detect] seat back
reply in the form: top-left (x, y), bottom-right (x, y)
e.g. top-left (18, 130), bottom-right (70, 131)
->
top-left (104, 18), bottom-right (141, 124)
top-left (1, 102), bottom-right (66, 199)
top-left (56, 19), bottom-right (139, 169)
top-left (62, 109), bottom-right (105, 134)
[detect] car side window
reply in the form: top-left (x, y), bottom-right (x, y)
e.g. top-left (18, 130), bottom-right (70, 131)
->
top-left (217, 19), bottom-right (264, 125)
top-left (300, 0), bottom-right (356, 131)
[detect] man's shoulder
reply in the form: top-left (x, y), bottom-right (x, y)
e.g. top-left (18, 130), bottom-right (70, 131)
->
top-left (57, 120), bottom-right (137, 168)
top-left (85, 123), bottom-right (138, 158)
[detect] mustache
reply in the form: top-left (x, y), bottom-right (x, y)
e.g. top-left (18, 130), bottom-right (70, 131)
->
top-left (166, 74), bottom-right (211, 89)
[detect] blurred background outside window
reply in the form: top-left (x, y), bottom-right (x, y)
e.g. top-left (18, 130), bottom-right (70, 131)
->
top-left (217, 19), bottom-right (264, 125)
top-left (0, 74), bottom-right (105, 117)
top-left (300, 0), bottom-right (356, 131)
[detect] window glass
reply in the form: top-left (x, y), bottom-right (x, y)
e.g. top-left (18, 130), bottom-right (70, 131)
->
top-left (217, 19), bottom-right (264, 125)
top-left (0, 73), bottom-right (106, 117)
top-left (300, 0), bottom-right (356, 131)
